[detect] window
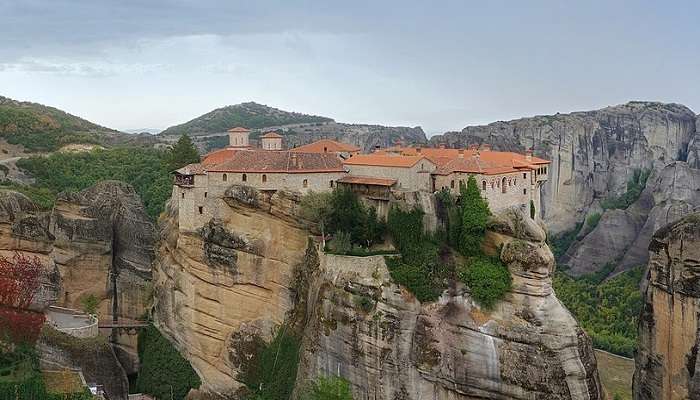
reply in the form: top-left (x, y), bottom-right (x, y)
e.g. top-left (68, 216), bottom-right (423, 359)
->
top-left (242, 173), bottom-right (247, 182)
top-left (491, 181), bottom-right (495, 189)
top-left (198, 206), bottom-right (203, 215)
top-left (450, 180), bottom-right (455, 189)
top-left (501, 177), bottom-right (507, 194)
top-left (303, 179), bottom-right (308, 188)
top-left (262, 174), bottom-right (267, 183)
top-left (330, 180), bottom-right (334, 188)
top-left (204, 192), bottom-right (207, 198)
top-left (323, 147), bottom-right (328, 152)
top-left (514, 179), bottom-right (517, 186)
top-left (482, 181), bottom-right (486, 191)
top-left (523, 173), bottom-right (527, 179)
top-left (223, 173), bottom-right (228, 182)
top-left (181, 193), bottom-right (185, 199)
top-left (523, 189), bottom-right (527, 195)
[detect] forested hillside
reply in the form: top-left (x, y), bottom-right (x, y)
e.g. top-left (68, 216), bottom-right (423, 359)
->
top-left (160, 102), bottom-right (333, 136)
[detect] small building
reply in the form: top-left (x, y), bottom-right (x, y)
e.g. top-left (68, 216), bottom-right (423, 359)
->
top-left (261, 132), bottom-right (283, 150)
top-left (342, 154), bottom-right (436, 191)
top-left (228, 127), bottom-right (251, 148)
top-left (336, 175), bottom-right (396, 218)
top-left (290, 139), bottom-right (361, 159)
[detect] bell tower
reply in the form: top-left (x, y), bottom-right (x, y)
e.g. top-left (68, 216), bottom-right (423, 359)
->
top-left (228, 127), bottom-right (250, 147)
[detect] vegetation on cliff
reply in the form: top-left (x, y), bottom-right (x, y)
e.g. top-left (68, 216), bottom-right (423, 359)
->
top-left (135, 324), bottom-right (201, 400)
top-left (553, 266), bottom-right (643, 357)
top-left (160, 102), bottom-right (333, 136)
top-left (601, 169), bottom-right (651, 210)
top-left (301, 376), bottom-right (353, 400)
top-left (239, 328), bottom-right (300, 400)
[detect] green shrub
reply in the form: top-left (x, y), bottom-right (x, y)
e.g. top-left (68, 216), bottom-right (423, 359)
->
top-left (353, 295), bottom-right (374, 313)
top-left (530, 200), bottom-right (536, 219)
top-left (586, 213), bottom-right (602, 230)
top-left (80, 294), bottom-right (99, 315)
top-left (553, 266), bottom-right (643, 357)
top-left (301, 376), bottom-right (353, 400)
top-left (135, 324), bottom-right (201, 400)
top-left (240, 328), bottom-right (300, 400)
top-left (326, 188), bottom-right (385, 247)
top-left (385, 257), bottom-right (443, 303)
top-left (601, 169), bottom-right (651, 210)
top-left (0, 182), bottom-right (56, 210)
top-left (548, 222), bottom-right (583, 260)
top-left (458, 256), bottom-right (512, 309)
top-left (166, 134), bottom-right (200, 172)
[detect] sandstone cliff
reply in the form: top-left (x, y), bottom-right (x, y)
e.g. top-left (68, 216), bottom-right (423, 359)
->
top-left (633, 212), bottom-right (700, 400)
top-left (431, 102), bottom-right (698, 235)
top-left (296, 208), bottom-right (602, 400)
top-left (154, 184), bottom-right (602, 399)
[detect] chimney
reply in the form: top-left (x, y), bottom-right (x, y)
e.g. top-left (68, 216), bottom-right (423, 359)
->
top-left (526, 148), bottom-right (533, 161)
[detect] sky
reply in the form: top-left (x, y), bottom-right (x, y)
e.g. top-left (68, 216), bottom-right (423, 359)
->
top-left (0, 1), bottom-right (698, 135)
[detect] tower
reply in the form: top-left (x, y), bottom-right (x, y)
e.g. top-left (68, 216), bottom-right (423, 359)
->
top-left (228, 127), bottom-right (250, 147)
top-left (260, 132), bottom-right (283, 150)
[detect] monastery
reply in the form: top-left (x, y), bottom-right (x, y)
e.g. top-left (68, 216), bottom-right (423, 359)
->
top-left (173, 127), bottom-right (549, 231)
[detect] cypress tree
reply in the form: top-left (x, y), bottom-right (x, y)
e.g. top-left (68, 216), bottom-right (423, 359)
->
top-left (167, 134), bottom-right (200, 171)
top-left (460, 175), bottom-right (490, 256)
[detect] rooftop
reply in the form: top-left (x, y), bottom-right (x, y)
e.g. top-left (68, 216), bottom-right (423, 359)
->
top-left (228, 126), bottom-right (250, 133)
top-left (342, 154), bottom-right (431, 168)
top-left (290, 139), bottom-right (360, 153)
top-left (207, 150), bottom-right (345, 173)
top-left (202, 147), bottom-right (245, 165)
top-left (337, 175), bottom-right (397, 186)
top-left (261, 132), bottom-right (283, 139)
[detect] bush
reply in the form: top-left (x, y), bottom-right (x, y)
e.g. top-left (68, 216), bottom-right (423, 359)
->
top-left (548, 222), bottom-right (583, 260)
top-left (601, 169), bottom-right (651, 210)
top-left (329, 231), bottom-right (352, 255)
top-left (240, 328), bottom-right (300, 400)
top-left (135, 324), bottom-right (201, 400)
top-left (586, 213), bottom-right (602, 230)
top-left (458, 256), bottom-right (512, 309)
top-left (326, 188), bottom-right (385, 247)
top-left (459, 176), bottom-right (490, 257)
top-left (385, 258), bottom-right (444, 302)
top-left (553, 266), bottom-right (643, 357)
top-left (80, 294), bottom-right (99, 315)
top-left (530, 200), bottom-right (536, 219)
top-left (353, 295), bottom-right (374, 313)
top-left (301, 376), bottom-right (353, 400)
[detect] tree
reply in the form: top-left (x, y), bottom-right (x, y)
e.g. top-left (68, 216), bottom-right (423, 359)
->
top-left (327, 188), bottom-right (366, 244)
top-left (302, 376), bottom-right (353, 400)
top-left (300, 191), bottom-right (333, 246)
top-left (167, 134), bottom-right (200, 171)
top-left (0, 253), bottom-right (46, 344)
top-left (80, 294), bottom-right (99, 315)
top-left (458, 256), bottom-right (511, 309)
top-left (459, 176), bottom-right (490, 256)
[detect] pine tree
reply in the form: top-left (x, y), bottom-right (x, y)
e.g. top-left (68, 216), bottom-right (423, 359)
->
top-left (460, 175), bottom-right (490, 256)
top-left (167, 134), bottom-right (200, 171)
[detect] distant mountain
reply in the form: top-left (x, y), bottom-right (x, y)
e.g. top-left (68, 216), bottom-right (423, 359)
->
top-left (0, 95), bottom-right (148, 151)
top-left (123, 128), bottom-right (162, 135)
top-left (160, 102), bottom-right (334, 136)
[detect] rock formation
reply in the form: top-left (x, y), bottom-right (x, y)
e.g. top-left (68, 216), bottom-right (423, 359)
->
top-left (277, 122), bottom-right (427, 152)
top-left (154, 183), bottom-right (602, 399)
top-left (296, 208), bottom-right (602, 400)
top-left (633, 212), bottom-right (700, 400)
top-left (561, 162), bottom-right (700, 276)
top-left (431, 102), bottom-right (698, 235)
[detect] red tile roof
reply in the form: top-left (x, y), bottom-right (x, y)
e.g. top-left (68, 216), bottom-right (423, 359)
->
top-left (290, 139), bottom-right (360, 153)
top-left (202, 147), bottom-right (244, 165)
top-left (337, 175), bottom-right (397, 186)
top-left (207, 150), bottom-right (345, 173)
top-left (342, 154), bottom-right (432, 168)
top-left (228, 127), bottom-right (250, 133)
top-left (261, 132), bottom-right (283, 139)
top-left (174, 163), bottom-right (206, 175)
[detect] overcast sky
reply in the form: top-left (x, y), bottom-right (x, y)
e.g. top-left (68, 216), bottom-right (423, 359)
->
top-left (0, 1), bottom-right (698, 135)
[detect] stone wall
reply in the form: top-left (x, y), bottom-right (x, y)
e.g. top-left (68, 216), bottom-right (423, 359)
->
top-left (345, 163), bottom-right (434, 191)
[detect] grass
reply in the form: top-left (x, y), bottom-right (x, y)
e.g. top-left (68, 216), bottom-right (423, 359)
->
top-left (42, 370), bottom-right (85, 395)
top-left (595, 349), bottom-right (633, 400)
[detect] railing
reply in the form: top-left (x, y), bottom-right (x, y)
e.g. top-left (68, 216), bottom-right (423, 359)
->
top-left (174, 175), bottom-right (194, 186)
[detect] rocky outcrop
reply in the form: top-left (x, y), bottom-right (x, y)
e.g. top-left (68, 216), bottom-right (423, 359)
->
top-left (154, 184), bottom-right (601, 399)
top-left (561, 162), bottom-right (700, 276)
top-left (633, 213), bottom-right (700, 400)
top-left (295, 208), bottom-right (602, 399)
top-left (432, 102), bottom-right (698, 234)
top-left (152, 188), bottom-right (311, 397)
top-left (278, 122), bottom-right (427, 152)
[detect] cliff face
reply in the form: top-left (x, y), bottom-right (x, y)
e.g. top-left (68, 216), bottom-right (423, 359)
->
top-left (561, 162), bottom-right (700, 276)
top-left (279, 122), bottom-right (428, 152)
top-left (296, 208), bottom-right (602, 400)
top-left (431, 102), bottom-right (698, 234)
top-left (633, 213), bottom-right (700, 400)
top-left (154, 184), bottom-right (601, 399)
top-left (0, 181), bottom-right (155, 318)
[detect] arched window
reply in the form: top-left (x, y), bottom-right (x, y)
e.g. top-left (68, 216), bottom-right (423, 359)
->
top-left (450, 180), bottom-right (455, 189)
top-left (303, 179), bottom-right (308, 188)
top-left (514, 179), bottom-right (517, 186)
top-left (502, 177), bottom-right (507, 194)
top-left (242, 173), bottom-right (247, 182)
top-left (330, 180), bottom-right (334, 188)
top-left (523, 173), bottom-right (527, 179)
top-left (323, 147), bottom-right (328, 152)
top-left (491, 181), bottom-right (495, 189)
top-left (482, 181), bottom-right (486, 191)
top-left (204, 192), bottom-right (207, 198)
top-left (198, 206), bottom-right (203, 215)
top-left (262, 174), bottom-right (267, 183)
top-left (222, 173), bottom-right (227, 182)
top-left (181, 192), bottom-right (185, 199)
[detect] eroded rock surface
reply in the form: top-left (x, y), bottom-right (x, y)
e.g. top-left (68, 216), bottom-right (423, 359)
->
top-left (432, 102), bottom-right (698, 234)
top-left (633, 213), bottom-right (700, 400)
top-left (296, 208), bottom-right (602, 399)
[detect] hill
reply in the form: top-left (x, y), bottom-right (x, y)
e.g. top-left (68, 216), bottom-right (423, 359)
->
top-left (0, 95), bottom-right (125, 151)
top-left (159, 102), bottom-right (334, 136)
